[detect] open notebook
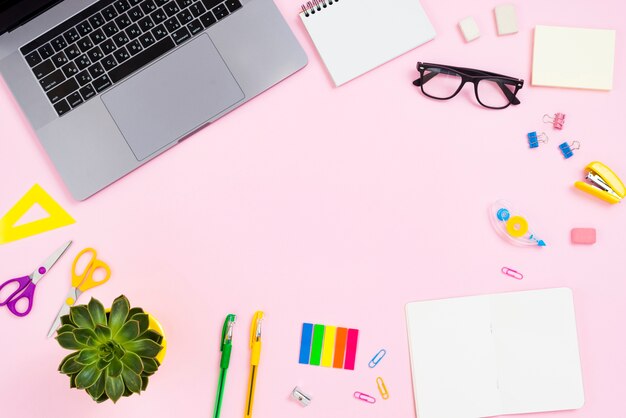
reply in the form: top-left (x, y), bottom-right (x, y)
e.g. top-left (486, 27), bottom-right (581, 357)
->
top-left (406, 288), bottom-right (585, 418)
top-left (299, 0), bottom-right (436, 86)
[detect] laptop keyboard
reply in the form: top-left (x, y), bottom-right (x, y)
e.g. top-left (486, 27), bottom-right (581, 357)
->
top-left (20, 0), bottom-right (242, 117)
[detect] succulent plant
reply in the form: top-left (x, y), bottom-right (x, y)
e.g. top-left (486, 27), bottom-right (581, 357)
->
top-left (56, 295), bottom-right (164, 403)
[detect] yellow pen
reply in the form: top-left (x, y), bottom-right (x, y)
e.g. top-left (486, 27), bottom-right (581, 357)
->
top-left (245, 311), bottom-right (264, 418)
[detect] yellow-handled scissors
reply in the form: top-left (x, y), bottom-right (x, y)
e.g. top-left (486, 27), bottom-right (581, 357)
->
top-left (47, 248), bottom-right (111, 337)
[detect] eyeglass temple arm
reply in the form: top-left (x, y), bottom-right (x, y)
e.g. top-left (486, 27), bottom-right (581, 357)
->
top-left (496, 80), bottom-right (521, 105)
top-left (412, 71), bottom-right (438, 86)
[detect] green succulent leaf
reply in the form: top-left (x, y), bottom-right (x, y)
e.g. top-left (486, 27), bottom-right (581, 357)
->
top-left (73, 328), bottom-right (99, 346)
top-left (141, 357), bottom-right (159, 374)
top-left (108, 357), bottom-right (123, 377)
top-left (59, 352), bottom-right (82, 374)
top-left (108, 295), bottom-right (130, 335)
top-left (57, 324), bottom-right (76, 334)
top-left (122, 339), bottom-right (162, 358)
top-left (131, 313), bottom-right (150, 335)
top-left (60, 314), bottom-right (73, 326)
top-left (128, 307), bottom-right (144, 318)
top-left (88, 298), bottom-right (107, 326)
top-left (121, 368), bottom-right (142, 394)
top-left (115, 320), bottom-right (140, 343)
top-left (95, 392), bottom-right (109, 403)
top-left (121, 352), bottom-right (144, 375)
top-left (70, 305), bottom-right (95, 330)
top-left (69, 373), bottom-right (78, 389)
top-left (141, 376), bottom-right (149, 391)
top-left (97, 357), bottom-right (111, 370)
top-left (75, 362), bottom-right (102, 389)
top-left (56, 332), bottom-right (86, 350)
top-left (94, 324), bottom-right (112, 342)
top-left (105, 375), bottom-right (124, 403)
top-left (76, 348), bottom-right (99, 365)
top-left (86, 371), bottom-right (106, 400)
top-left (140, 329), bottom-right (163, 345)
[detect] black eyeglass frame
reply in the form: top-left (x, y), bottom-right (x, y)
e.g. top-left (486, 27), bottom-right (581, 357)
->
top-left (413, 62), bottom-right (524, 109)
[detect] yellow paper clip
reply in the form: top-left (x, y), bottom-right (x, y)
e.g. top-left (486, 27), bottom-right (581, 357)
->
top-left (376, 377), bottom-right (389, 400)
top-left (574, 161), bottom-right (625, 204)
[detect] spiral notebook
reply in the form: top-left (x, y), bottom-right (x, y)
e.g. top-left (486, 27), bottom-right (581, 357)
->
top-left (299, 0), bottom-right (436, 86)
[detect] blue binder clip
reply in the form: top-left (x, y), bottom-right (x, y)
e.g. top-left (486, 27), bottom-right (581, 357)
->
top-left (527, 131), bottom-right (548, 148)
top-left (559, 141), bottom-right (580, 159)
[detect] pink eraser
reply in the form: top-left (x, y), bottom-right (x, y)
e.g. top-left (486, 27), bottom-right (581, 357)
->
top-left (571, 228), bottom-right (596, 245)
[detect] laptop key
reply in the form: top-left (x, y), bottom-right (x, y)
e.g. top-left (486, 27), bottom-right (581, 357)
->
top-left (80, 84), bottom-right (96, 100)
top-left (92, 74), bottom-right (112, 92)
top-left (151, 9), bottom-right (168, 24)
top-left (102, 5), bottom-right (118, 20)
top-left (40, 69), bottom-right (65, 90)
top-left (155, 0), bottom-right (168, 6)
top-left (113, 32), bottom-right (130, 47)
top-left (88, 62), bottom-right (105, 78)
top-left (187, 19), bottom-right (204, 35)
top-left (224, 0), bottom-right (241, 13)
top-left (102, 55), bottom-right (118, 71)
top-left (90, 29), bottom-right (107, 45)
top-left (212, 4), bottom-right (229, 19)
top-left (177, 10), bottom-right (193, 25)
top-left (87, 46), bottom-right (104, 62)
top-left (51, 51), bottom-right (69, 67)
top-left (127, 23), bottom-right (142, 39)
top-left (139, 32), bottom-right (156, 48)
top-left (47, 78), bottom-right (79, 103)
top-left (54, 99), bottom-right (71, 116)
top-left (164, 17), bottom-right (180, 32)
top-left (77, 37), bottom-right (94, 52)
top-left (115, 13), bottom-right (132, 29)
top-left (76, 70), bottom-right (93, 86)
top-left (201, 0), bottom-right (221, 11)
top-left (176, 0), bottom-right (193, 8)
top-left (100, 39), bottom-right (117, 55)
top-left (76, 54), bottom-right (92, 70)
top-left (33, 59), bottom-right (56, 79)
top-left (38, 43), bottom-right (55, 59)
top-left (171, 27), bottom-right (191, 45)
top-left (141, 0), bottom-right (157, 14)
top-left (76, 21), bottom-right (93, 36)
top-left (151, 24), bottom-right (168, 40)
top-left (67, 91), bottom-right (84, 108)
top-left (108, 37), bottom-right (175, 83)
top-left (127, 39), bottom-right (143, 55)
top-left (61, 62), bottom-right (79, 78)
top-left (25, 51), bottom-right (42, 67)
top-left (64, 43), bottom-right (81, 59)
top-left (128, 6), bottom-right (144, 21)
top-left (51, 36), bottom-right (68, 52)
top-left (64, 28), bottom-right (80, 44)
top-left (103, 21), bottom-right (120, 37)
top-left (190, 3), bottom-right (206, 17)
top-left (138, 16), bottom-right (155, 31)
top-left (89, 13), bottom-right (106, 28)
top-left (113, 47), bottom-right (131, 63)
top-left (115, 0), bottom-right (131, 13)
top-left (163, 2), bottom-right (180, 17)
top-left (199, 11), bottom-right (216, 28)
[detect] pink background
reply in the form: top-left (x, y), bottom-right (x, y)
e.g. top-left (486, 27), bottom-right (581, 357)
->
top-left (1, 0), bottom-right (625, 417)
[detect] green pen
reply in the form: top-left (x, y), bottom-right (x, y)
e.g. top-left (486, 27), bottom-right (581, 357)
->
top-left (213, 314), bottom-right (236, 418)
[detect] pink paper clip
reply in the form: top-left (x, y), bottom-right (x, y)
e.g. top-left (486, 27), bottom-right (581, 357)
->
top-left (354, 392), bottom-right (376, 404)
top-left (543, 113), bottom-right (566, 130)
top-left (501, 267), bottom-right (523, 280)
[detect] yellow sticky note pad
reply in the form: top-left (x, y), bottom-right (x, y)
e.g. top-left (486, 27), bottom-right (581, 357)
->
top-left (320, 326), bottom-right (337, 367)
top-left (0, 184), bottom-right (75, 244)
top-left (532, 25), bottom-right (615, 90)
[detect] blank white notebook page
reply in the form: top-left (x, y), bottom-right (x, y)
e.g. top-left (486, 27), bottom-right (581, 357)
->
top-left (299, 0), bottom-right (435, 86)
top-left (405, 288), bottom-right (585, 418)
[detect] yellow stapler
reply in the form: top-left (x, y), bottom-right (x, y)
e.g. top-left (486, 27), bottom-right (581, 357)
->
top-left (574, 161), bottom-right (625, 204)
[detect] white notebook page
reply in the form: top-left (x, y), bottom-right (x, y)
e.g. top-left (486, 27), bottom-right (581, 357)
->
top-left (299, 0), bottom-right (435, 86)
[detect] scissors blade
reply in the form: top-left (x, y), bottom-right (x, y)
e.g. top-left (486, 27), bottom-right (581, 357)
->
top-left (46, 288), bottom-right (78, 338)
top-left (32, 241), bottom-right (73, 284)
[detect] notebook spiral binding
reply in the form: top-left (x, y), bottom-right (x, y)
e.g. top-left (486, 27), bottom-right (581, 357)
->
top-left (301, 0), bottom-right (339, 17)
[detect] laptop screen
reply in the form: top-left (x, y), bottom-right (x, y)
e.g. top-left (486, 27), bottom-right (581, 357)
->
top-left (0, 0), bottom-right (61, 35)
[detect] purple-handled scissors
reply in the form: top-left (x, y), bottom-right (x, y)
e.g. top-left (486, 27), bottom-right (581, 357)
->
top-left (0, 241), bottom-right (72, 317)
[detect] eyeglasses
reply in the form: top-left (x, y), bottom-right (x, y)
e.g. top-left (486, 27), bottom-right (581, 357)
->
top-left (413, 62), bottom-right (524, 109)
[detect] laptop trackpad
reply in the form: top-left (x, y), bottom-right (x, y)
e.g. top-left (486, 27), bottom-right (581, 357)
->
top-left (102, 35), bottom-right (244, 161)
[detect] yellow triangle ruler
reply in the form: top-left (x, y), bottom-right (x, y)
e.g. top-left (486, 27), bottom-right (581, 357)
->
top-left (0, 184), bottom-right (75, 244)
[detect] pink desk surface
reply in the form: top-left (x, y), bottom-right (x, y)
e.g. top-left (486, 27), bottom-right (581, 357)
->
top-left (1, 0), bottom-right (625, 417)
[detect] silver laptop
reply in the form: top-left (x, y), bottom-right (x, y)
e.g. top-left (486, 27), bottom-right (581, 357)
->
top-left (0, 0), bottom-right (307, 200)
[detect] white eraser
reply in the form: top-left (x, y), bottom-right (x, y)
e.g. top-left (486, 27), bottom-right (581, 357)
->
top-left (495, 4), bottom-right (518, 35)
top-left (459, 17), bottom-right (480, 42)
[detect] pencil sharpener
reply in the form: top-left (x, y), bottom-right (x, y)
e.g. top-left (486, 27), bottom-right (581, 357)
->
top-left (291, 386), bottom-right (312, 406)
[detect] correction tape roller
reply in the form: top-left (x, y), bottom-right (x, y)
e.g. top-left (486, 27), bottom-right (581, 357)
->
top-left (489, 200), bottom-right (546, 247)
